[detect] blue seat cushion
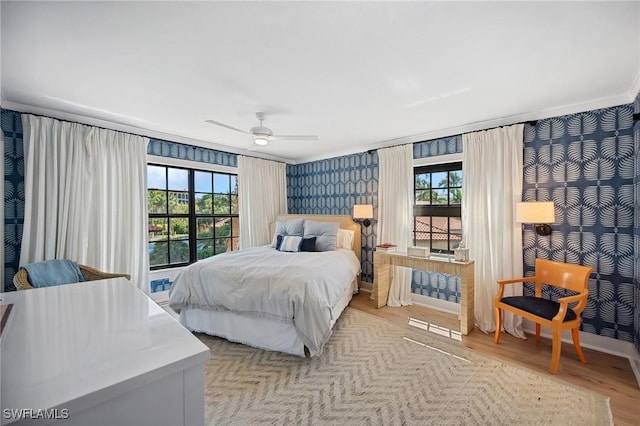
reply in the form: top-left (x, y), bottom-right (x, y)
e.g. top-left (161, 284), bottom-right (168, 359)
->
top-left (22, 259), bottom-right (85, 288)
top-left (500, 296), bottom-right (577, 322)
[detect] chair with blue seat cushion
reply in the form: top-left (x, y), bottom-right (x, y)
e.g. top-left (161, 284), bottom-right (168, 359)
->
top-left (494, 258), bottom-right (592, 374)
top-left (14, 260), bottom-right (131, 290)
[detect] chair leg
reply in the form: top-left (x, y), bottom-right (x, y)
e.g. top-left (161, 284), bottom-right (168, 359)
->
top-left (494, 307), bottom-right (502, 344)
top-left (572, 327), bottom-right (587, 364)
top-left (550, 326), bottom-right (562, 374)
top-left (535, 323), bottom-right (541, 343)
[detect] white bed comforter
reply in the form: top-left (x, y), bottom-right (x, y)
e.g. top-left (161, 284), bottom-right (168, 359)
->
top-left (168, 246), bottom-right (360, 356)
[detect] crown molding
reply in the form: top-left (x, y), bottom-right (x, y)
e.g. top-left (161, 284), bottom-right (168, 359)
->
top-left (0, 100), bottom-right (291, 164)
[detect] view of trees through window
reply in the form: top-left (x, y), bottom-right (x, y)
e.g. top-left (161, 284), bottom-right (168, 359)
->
top-left (413, 162), bottom-right (462, 253)
top-left (148, 164), bottom-right (239, 269)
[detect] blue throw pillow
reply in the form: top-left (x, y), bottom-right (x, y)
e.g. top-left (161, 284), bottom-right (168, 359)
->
top-left (301, 237), bottom-right (316, 252)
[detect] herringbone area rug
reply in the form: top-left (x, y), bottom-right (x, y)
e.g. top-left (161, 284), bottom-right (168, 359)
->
top-left (199, 308), bottom-right (612, 425)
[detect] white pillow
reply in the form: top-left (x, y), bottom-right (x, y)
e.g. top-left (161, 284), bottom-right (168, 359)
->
top-left (337, 229), bottom-right (355, 250)
top-left (303, 220), bottom-right (339, 251)
top-left (271, 218), bottom-right (304, 248)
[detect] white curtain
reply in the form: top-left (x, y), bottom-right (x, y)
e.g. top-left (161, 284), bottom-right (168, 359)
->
top-left (377, 144), bottom-right (413, 306)
top-left (20, 115), bottom-right (150, 293)
top-left (462, 124), bottom-right (525, 337)
top-left (238, 156), bottom-right (287, 248)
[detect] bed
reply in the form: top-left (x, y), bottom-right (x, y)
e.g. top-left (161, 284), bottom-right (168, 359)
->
top-left (168, 214), bottom-right (361, 357)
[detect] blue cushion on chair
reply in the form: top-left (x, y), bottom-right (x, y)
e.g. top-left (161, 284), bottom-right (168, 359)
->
top-left (22, 260), bottom-right (85, 288)
top-left (500, 296), bottom-right (577, 322)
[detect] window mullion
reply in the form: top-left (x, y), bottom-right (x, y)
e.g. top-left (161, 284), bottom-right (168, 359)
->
top-left (188, 170), bottom-right (197, 263)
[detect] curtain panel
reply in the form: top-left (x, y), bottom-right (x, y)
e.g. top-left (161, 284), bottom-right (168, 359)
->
top-left (20, 115), bottom-right (150, 293)
top-left (238, 156), bottom-right (287, 248)
top-left (376, 144), bottom-right (414, 306)
top-left (462, 123), bottom-right (525, 337)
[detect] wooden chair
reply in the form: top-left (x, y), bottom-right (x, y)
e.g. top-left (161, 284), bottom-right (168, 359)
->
top-left (494, 258), bottom-right (592, 374)
top-left (14, 264), bottom-right (131, 290)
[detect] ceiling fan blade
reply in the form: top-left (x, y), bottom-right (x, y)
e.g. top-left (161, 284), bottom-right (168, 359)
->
top-left (270, 134), bottom-right (319, 141)
top-left (205, 119), bottom-right (251, 134)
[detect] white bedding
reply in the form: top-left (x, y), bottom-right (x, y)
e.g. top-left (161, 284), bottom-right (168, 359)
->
top-left (168, 246), bottom-right (361, 356)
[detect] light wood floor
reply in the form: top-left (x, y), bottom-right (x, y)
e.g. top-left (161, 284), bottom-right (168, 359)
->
top-left (349, 291), bottom-right (640, 426)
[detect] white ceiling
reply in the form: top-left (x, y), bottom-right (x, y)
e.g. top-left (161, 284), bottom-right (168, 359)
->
top-left (2, 1), bottom-right (639, 164)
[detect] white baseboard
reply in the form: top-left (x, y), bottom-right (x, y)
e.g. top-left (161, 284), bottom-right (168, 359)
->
top-left (412, 293), bottom-right (460, 316)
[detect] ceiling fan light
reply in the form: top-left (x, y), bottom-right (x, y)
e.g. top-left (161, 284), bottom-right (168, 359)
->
top-left (254, 136), bottom-right (268, 146)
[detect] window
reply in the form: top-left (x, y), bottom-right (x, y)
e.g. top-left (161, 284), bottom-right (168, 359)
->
top-left (413, 162), bottom-right (462, 254)
top-left (147, 164), bottom-right (239, 269)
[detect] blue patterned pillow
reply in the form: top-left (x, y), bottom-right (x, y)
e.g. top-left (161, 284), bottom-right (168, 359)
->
top-left (277, 235), bottom-right (316, 252)
top-left (278, 235), bottom-right (304, 252)
top-left (303, 220), bottom-right (339, 251)
top-left (271, 219), bottom-right (304, 248)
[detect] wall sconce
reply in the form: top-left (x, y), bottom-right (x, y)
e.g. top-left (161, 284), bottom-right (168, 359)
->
top-left (516, 201), bottom-right (555, 236)
top-left (353, 204), bottom-right (373, 227)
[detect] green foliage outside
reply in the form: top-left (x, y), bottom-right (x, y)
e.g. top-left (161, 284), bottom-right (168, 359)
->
top-left (148, 189), bottom-right (237, 267)
top-left (415, 171), bottom-right (462, 204)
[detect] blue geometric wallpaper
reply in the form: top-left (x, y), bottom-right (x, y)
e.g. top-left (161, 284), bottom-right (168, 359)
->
top-left (148, 138), bottom-right (237, 168)
top-left (634, 92), bottom-right (640, 352)
top-left (523, 104), bottom-right (635, 343)
top-left (2, 110), bottom-right (24, 292)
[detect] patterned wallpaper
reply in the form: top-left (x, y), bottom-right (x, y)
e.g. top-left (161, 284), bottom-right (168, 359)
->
top-left (634, 93), bottom-right (640, 352)
top-left (523, 104), bottom-right (635, 343)
top-left (2, 110), bottom-right (24, 292)
top-left (1, 109), bottom-right (237, 292)
top-left (148, 138), bottom-right (237, 168)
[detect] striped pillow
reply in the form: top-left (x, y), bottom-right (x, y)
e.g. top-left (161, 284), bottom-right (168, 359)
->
top-left (278, 235), bottom-right (304, 252)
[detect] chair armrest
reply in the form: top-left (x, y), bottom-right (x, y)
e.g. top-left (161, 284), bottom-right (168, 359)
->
top-left (497, 277), bottom-right (536, 286)
top-left (553, 291), bottom-right (589, 321)
top-left (495, 276), bottom-right (536, 300)
top-left (13, 269), bottom-right (34, 290)
top-left (80, 265), bottom-right (131, 281)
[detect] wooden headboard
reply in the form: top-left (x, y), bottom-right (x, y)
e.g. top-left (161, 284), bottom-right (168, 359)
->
top-left (270, 214), bottom-right (361, 263)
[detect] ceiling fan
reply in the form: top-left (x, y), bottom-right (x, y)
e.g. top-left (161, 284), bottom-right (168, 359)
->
top-left (205, 112), bottom-right (318, 149)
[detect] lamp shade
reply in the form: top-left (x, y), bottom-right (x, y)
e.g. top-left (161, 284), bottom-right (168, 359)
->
top-left (353, 204), bottom-right (373, 219)
top-left (516, 201), bottom-right (555, 224)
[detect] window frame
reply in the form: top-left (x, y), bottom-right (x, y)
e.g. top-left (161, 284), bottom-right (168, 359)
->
top-left (147, 156), bottom-right (238, 271)
top-left (413, 160), bottom-right (462, 254)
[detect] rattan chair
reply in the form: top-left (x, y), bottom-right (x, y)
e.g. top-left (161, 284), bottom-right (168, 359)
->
top-left (13, 264), bottom-right (131, 290)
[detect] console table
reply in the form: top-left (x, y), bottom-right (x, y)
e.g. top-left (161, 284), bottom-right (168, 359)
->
top-left (373, 251), bottom-right (475, 335)
top-left (0, 278), bottom-right (210, 426)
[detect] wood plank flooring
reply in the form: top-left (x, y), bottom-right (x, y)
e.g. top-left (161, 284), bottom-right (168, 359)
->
top-left (348, 291), bottom-right (640, 426)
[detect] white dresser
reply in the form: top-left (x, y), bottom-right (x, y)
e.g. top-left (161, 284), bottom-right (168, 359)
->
top-left (0, 278), bottom-right (210, 426)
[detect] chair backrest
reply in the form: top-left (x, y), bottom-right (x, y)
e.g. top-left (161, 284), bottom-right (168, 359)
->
top-left (534, 258), bottom-right (592, 293)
